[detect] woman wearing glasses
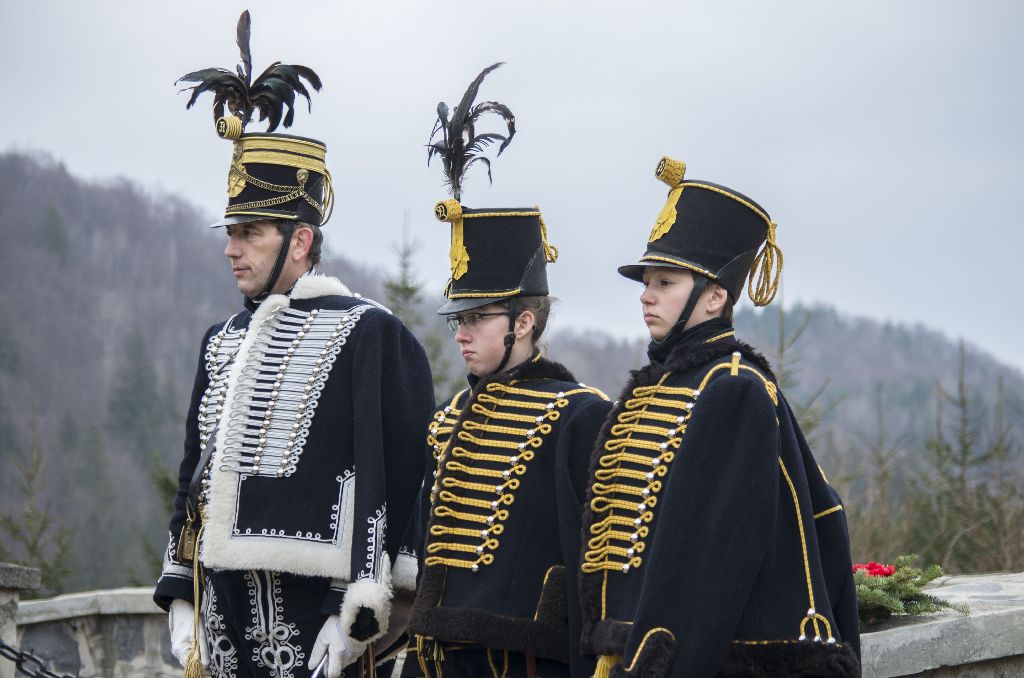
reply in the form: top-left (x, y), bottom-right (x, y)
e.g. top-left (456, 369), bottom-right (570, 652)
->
top-left (398, 197), bottom-right (611, 678)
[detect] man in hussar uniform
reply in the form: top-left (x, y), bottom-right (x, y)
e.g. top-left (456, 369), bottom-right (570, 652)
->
top-left (577, 158), bottom-right (860, 678)
top-left (400, 64), bottom-right (612, 678)
top-left (154, 12), bottom-right (433, 678)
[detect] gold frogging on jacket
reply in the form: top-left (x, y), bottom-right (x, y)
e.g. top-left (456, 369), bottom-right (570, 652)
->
top-left (426, 383), bottom-right (603, 572)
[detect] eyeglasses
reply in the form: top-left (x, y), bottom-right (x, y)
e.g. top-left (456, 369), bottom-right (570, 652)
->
top-left (445, 311), bottom-right (509, 332)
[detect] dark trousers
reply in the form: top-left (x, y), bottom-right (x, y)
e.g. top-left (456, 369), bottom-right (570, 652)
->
top-left (400, 646), bottom-right (570, 678)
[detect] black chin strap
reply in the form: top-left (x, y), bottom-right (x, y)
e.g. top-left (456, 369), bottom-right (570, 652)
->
top-left (251, 222), bottom-right (296, 303)
top-left (648, 275), bottom-right (709, 362)
top-left (675, 275), bottom-right (709, 332)
top-left (493, 297), bottom-right (518, 374)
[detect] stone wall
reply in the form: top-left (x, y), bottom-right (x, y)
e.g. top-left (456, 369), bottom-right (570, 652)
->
top-left (861, 572), bottom-right (1024, 678)
top-left (15, 588), bottom-right (177, 678)
top-left (0, 564), bottom-right (40, 678)
top-left (5, 572), bottom-right (1024, 677)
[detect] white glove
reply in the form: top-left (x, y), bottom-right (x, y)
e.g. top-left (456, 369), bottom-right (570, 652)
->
top-left (169, 598), bottom-right (209, 669)
top-left (309, 615), bottom-right (368, 678)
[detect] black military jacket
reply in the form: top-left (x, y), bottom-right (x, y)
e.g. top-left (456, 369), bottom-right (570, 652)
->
top-left (578, 322), bottom-right (860, 678)
top-left (404, 355), bottom-right (611, 671)
top-left (154, 274), bottom-right (434, 644)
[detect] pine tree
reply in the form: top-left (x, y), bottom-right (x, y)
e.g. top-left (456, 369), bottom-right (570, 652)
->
top-left (132, 451), bottom-right (180, 585)
top-left (37, 204), bottom-right (70, 261)
top-left (383, 212), bottom-right (425, 330)
top-left (107, 329), bottom-right (168, 454)
top-left (768, 299), bottom-right (836, 449)
top-left (907, 341), bottom-right (1004, 572)
top-left (849, 384), bottom-right (908, 562)
top-left (382, 212), bottom-right (459, 396)
top-left (974, 378), bottom-right (1024, 570)
top-left (0, 411), bottom-right (72, 597)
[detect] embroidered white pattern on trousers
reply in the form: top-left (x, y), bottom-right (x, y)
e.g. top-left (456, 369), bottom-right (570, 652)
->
top-left (203, 577), bottom-right (240, 678)
top-left (244, 570), bottom-right (304, 678)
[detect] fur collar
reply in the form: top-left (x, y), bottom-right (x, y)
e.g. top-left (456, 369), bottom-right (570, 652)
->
top-left (470, 354), bottom-right (578, 394)
top-left (291, 273), bottom-right (351, 300)
top-left (630, 337), bottom-right (776, 390)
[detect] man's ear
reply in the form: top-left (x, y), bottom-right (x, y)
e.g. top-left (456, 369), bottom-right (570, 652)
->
top-left (292, 226), bottom-right (314, 262)
top-left (705, 283), bottom-right (728, 315)
top-left (515, 310), bottom-right (536, 339)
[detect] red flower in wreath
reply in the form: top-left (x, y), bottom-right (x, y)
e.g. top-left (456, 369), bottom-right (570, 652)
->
top-left (853, 561), bottom-right (895, 577)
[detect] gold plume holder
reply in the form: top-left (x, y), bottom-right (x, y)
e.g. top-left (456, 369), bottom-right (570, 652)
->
top-left (435, 199), bottom-right (470, 280)
top-left (649, 156), bottom-right (687, 242)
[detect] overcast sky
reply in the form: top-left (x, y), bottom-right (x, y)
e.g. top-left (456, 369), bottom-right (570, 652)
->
top-left (3, 1), bottom-right (1022, 370)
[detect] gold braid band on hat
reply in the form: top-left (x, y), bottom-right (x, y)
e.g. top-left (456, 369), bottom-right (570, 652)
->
top-left (748, 220), bottom-right (783, 306)
top-left (224, 166), bottom-right (332, 221)
top-left (224, 135), bottom-right (333, 224)
top-left (649, 157), bottom-right (687, 242)
top-left (434, 202), bottom-right (557, 278)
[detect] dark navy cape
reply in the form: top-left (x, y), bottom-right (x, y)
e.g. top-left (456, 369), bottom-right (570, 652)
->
top-left (402, 354), bottom-right (612, 676)
top-left (578, 321), bottom-right (860, 678)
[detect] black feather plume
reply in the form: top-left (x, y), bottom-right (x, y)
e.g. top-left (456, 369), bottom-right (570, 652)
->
top-left (175, 10), bottom-right (322, 133)
top-left (427, 62), bottom-right (516, 200)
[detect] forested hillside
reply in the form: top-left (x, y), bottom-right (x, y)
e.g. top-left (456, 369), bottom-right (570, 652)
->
top-left (1, 151), bottom-right (1021, 593)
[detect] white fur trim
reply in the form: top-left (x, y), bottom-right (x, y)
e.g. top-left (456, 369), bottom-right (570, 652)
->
top-left (391, 552), bottom-right (419, 592)
top-left (292, 273), bottom-right (351, 300)
top-left (340, 559), bottom-right (393, 643)
top-left (199, 291), bottom-right (357, 577)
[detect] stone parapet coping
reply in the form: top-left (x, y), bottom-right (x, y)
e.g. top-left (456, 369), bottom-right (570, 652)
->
top-left (11, 575), bottom-right (1024, 678)
top-left (16, 587), bottom-right (160, 625)
top-left (861, 571), bottom-right (1024, 677)
top-left (0, 563), bottom-right (40, 591)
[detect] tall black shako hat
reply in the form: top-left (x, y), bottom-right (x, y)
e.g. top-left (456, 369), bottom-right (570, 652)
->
top-left (427, 63), bottom-right (558, 373)
top-left (428, 64), bottom-right (559, 317)
top-left (176, 10), bottom-right (332, 298)
top-left (619, 157), bottom-right (783, 327)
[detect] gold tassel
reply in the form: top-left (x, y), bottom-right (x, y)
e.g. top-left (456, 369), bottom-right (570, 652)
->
top-left (594, 654), bottom-right (622, 678)
top-left (747, 220), bottom-right (784, 306)
top-left (538, 215), bottom-right (559, 263)
top-left (184, 645), bottom-right (205, 678)
top-left (184, 524), bottom-right (206, 678)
